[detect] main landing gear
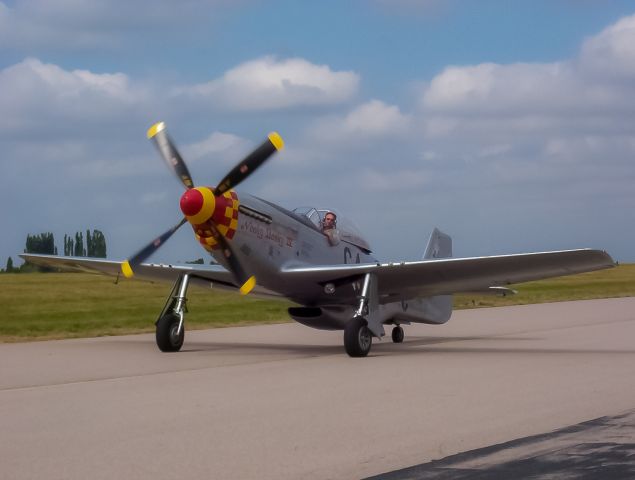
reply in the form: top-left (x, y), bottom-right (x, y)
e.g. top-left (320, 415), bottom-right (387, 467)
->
top-left (156, 273), bottom-right (190, 352)
top-left (344, 316), bottom-right (373, 357)
top-left (344, 322), bottom-right (405, 356)
top-left (343, 273), bottom-right (408, 356)
top-left (344, 272), bottom-right (385, 357)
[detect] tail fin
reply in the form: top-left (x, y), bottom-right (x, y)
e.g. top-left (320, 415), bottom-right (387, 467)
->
top-left (397, 227), bottom-right (453, 325)
top-left (423, 228), bottom-right (452, 260)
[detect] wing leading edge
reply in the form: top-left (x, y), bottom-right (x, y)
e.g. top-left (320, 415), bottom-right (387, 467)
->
top-left (281, 249), bottom-right (615, 303)
top-left (19, 254), bottom-right (238, 290)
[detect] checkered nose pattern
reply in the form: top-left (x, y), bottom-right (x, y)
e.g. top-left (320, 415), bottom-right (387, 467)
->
top-left (183, 188), bottom-right (239, 251)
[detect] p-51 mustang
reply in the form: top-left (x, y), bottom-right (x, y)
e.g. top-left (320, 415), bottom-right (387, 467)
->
top-left (22, 123), bottom-right (615, 357)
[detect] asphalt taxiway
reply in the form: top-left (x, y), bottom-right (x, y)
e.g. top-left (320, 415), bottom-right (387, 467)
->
top-left (1, 297), bottom-right (634, 479)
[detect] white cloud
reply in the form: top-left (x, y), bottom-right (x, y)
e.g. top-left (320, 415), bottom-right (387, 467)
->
top-left (0, 58), bottom-right (143, 134)
top-left (178, 56), bottom-right (359, 111)
top-left (422, 62), bottom-right (582, 115)
top-left (309, 99), bottom-right (412, 145)
top-left (417, 15), bottom-right (635, 173)
top-left (183, 131), bottom-right (252, 164)
top-left (421, 14), bottom-right (635, 134)
top-left (580, 14), bottom-right (635, 78)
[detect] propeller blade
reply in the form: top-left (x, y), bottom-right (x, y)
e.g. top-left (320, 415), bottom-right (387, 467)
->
top-left (147, 122), bottom-right (195, 189)
top-left (208, 223), bottom-right (256, 295)
top-left (215, 132), bottom-right (284, 195)
top-left (121, 218), bottom-right (188, 278)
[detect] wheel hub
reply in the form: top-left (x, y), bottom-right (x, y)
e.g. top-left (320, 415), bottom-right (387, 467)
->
top-left (169, 323), bottom-right (181, 346)
top-left (359, 327), bottom-right (372, 351)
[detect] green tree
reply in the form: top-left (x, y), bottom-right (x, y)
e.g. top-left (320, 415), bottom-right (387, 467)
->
top-left (24, 233), bottom-right (56, 254)
top-left (64, 234), bottom-right (70, 256)
top-left (86, 229), bottom-right (93, 257)
top-left (74, 232), bottom-right (85, 257)
top-left (23, 233), bottom-right (56, 272)
top-left (91, 230), bottom-right (107, 258)
top-left (4, 257), bottom-right (13, 273)
top-left (63, 230), bottom-right (107, 257)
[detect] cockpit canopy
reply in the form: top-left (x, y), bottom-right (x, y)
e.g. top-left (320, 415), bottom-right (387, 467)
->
top-left (292, 207), bottom-right (372, 252)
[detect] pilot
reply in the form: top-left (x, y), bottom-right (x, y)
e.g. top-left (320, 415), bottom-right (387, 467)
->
top-left (322, 211), bottom-right (340, 246)
top-left (322, 211), bottom-right (337, 231)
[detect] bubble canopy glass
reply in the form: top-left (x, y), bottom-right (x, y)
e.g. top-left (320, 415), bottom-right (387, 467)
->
top-left (292, 207), bottom-right (371, 252)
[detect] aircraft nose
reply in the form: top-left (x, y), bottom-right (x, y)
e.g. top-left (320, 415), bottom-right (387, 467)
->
top-left (180, 187), bottom-right (216, 224)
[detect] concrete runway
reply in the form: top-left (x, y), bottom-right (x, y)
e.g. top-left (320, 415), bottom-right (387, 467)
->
top-left (1, 297), bottom-right (634, 479)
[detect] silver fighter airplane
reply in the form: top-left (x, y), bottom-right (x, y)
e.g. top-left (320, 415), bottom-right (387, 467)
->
top-left (22, 123), bottom-right (616, 357)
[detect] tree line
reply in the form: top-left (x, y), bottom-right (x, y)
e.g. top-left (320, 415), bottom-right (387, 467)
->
top-left (63, 230), bottom-right (107, 258)
top-left (2, 230), bottom-right (107, 273)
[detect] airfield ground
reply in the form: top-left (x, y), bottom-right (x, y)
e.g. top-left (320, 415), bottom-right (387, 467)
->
top-left (1, 264), bottom-right (634, 341)
top-left (1, 297), bottom-right (634, 479)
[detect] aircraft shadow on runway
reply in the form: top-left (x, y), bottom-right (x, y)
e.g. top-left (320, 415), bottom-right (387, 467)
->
top-left (173, 335), bottom-right (531, 355)
top-left (120, 335), bottom-right (635, 357)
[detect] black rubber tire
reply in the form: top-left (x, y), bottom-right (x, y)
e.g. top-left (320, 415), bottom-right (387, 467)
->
top-left (344, 316), bottom-right (372, 357)
top-left (156, 313), bottom-right (184, 352)
top-left (392, 325), bottom-right (404, 343)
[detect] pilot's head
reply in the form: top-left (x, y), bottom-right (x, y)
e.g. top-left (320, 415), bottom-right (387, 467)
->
top-left (323, 211), bottom-right (337, 230)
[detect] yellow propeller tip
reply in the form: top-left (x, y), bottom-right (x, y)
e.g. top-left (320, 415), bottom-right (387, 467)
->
top-left (147, 122), bottom-right (165, 139)
top-left (268, 132), bottom-right (284, 151)
top-left (239, 276), bottom-right (256, 295)
top-left (121, 260), bottom-right (134, 279)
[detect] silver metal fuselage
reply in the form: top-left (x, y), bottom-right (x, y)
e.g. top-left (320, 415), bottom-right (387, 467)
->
top-left (207, 193), bottom-right (375, 303)
top-left (204, 192), bottom-right (451, 331)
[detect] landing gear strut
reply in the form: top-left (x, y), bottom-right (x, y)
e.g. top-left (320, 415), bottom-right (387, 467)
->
top-left (156, 273), bottom-right (190, 352)
top-left (344, 273), bottom-right (383, 357)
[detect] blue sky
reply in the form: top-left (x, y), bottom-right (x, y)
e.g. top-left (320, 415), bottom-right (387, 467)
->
top-left (1, 0), bottom-right (634, 266)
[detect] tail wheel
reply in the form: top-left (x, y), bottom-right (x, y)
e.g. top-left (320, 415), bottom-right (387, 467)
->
top-left (392, 325), bottom-right (404, 343)
top-left (344, 316), bottom-right (372, 357)
top-left (156, 313), bottom-right (184, 352)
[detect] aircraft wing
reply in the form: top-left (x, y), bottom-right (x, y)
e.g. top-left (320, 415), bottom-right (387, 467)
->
top-left (19, 254), bottom-right (239, 291)
top-left (281, 249), bottom-right (615, 303)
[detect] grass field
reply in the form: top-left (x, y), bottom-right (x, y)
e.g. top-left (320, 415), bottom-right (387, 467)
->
top-left (1, 264), bottom-right (634, 342)
top-left (453, 263), bottom-right (635, 308)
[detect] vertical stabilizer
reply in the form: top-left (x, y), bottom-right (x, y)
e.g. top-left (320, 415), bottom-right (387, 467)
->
top-left (386, 228), bottom-right (454, 326)
top-left (423, 228), bottom-right (452, 259)
top-left (394, 228), bottom-right (453, 325)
